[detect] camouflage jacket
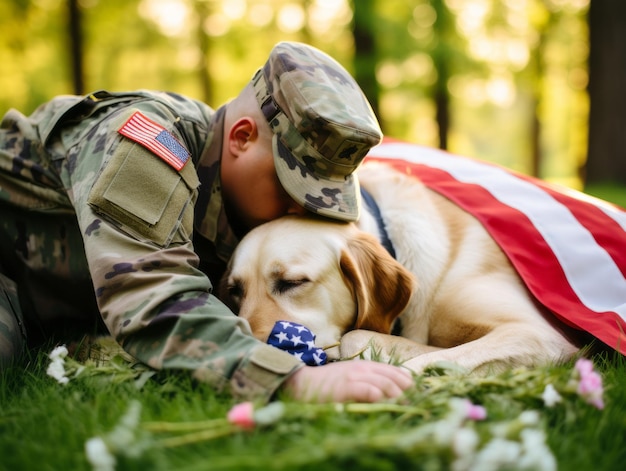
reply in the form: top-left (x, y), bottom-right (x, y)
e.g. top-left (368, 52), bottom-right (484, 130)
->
top-left (0, 90), bottom-right (303, 400)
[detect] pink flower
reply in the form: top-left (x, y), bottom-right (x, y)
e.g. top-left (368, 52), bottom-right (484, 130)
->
top-left (578, 371), bottom-right (602, 395)
top-left (227, 402), bottom-right (256, 429)
top-left (226, 401), bottom-right (286, 430)
top-left (464, 400), bottom-right (487, 421)
top-left (574, 358), bottom-right (605, 410)
top-left (574, 358), bottom-right (594, 376)
top-left (586, 395), bottom-right (605, 410)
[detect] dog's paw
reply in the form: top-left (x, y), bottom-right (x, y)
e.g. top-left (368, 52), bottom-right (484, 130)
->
top-left (340, 330), bottom-right (450, 367)
top-left (403, 357), bottom-right (469, 375)
top-left (339, 330), bottom-right (378, 360)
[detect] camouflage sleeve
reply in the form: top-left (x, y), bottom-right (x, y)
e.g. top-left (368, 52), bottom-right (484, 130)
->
top-left (60, 100), bottom-right (303, 400)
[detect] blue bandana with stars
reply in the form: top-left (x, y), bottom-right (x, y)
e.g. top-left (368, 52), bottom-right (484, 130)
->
top-left (267, 321), bottom-right (328, 366)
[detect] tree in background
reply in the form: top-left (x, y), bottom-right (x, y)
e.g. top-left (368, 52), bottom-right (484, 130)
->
top-left (67, 0), bottom-right (84, 95)
top-left (429, 0), bottom-right (457, 151)
top-left (585, 0), bottom-right (626, 186)
top-left (352, 0), bottom-right (382, 128)
top-left (0, 0), bottom-right (604, 187)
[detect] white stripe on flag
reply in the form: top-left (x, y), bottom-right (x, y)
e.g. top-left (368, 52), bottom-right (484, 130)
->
top-left (371, 142), bottom-right (626, 319)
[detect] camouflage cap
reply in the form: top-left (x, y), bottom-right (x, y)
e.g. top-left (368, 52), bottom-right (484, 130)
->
top-left (251, 41), bottom-right (382, 222)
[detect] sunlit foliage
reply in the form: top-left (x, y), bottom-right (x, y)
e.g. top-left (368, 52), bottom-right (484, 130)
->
top-left (0, 0), bottom-right (589, 185)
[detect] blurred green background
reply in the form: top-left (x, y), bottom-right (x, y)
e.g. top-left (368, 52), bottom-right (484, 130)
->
top-left (1, 0), bottom-right (624, 195)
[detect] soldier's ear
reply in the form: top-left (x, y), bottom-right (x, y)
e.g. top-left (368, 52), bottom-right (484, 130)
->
top-left (228, 117), bottom-right (258, 155)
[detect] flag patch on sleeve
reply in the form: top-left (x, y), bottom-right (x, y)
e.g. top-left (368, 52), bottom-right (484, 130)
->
top-left (118, 111), bottom-right (190, 171)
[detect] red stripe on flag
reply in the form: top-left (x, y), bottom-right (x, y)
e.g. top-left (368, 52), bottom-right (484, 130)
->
top-left (513, 174), bottom-right (626, 279)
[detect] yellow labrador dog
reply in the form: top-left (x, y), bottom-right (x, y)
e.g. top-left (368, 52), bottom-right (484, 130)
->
top-left (220, 160), bottom-right (585, 374)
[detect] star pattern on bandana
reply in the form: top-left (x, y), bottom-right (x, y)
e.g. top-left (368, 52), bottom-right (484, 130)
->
top-left (267, 321), bottom-right (328, 366)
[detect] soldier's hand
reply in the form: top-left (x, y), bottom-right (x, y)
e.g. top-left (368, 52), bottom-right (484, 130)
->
top-left (281, 360), bottom-right (413, 403)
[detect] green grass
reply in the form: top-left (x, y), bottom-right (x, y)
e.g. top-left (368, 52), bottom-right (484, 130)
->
top-left (1, 341), bottom-right (625, 471)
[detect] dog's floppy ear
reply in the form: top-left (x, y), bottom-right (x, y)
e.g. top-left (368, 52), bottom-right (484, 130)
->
top-left (339, 231), bottom-right (416, 333)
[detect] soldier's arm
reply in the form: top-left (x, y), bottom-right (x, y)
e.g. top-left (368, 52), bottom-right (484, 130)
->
top-left (61, 103), bottom-right (303, 400)
top-left (59, 100), bottom-right (412, 403)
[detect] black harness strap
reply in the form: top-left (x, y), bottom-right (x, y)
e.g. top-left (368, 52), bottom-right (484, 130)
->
top-left (359, 187), bottom-right (396, 259)
top-left (359, 187), bottom-right (403, 336)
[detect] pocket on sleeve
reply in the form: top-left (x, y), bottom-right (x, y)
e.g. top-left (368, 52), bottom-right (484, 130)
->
top-left (87, 138), bottom-right (199, 247)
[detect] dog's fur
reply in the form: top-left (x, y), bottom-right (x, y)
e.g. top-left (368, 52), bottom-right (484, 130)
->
top-left (219, 161), bottom-right (582, 373)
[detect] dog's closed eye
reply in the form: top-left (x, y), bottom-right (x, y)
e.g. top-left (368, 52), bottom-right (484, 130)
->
top-left (226, 280), bottom-right (244, 301)
top-left (273, 278), bottom-right (310, 295)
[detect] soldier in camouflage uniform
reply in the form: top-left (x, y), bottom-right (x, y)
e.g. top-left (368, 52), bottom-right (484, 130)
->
top-left (0, 42), bottom-right (412, 402)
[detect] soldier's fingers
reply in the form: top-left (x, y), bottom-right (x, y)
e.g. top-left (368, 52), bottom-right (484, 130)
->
top-left (282, 360), bottom-right (413, 403)
top-left (362, 360), bottom-right (414, 389)
top-left (345, 362), bottom-right (413, 402)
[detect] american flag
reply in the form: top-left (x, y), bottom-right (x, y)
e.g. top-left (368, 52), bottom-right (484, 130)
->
top-left (367, 140), bottom-right (626, 355)
top-left (118, 111), bottom-right (190, 171)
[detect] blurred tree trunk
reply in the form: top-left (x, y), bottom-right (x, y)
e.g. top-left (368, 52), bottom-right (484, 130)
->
top-left (194, 1), bottom-right (213, 107)
top-left (352, 0), bottom-right (383, 130)
top-left (431, 0), bottom-right (452, 150)
top-left (529, 20), bottom-right (549, 178)
top-left (433, 55), bottom-right (449, 151)
top-left (68, 0), bottom-right (84, 95)
top-left (585, 0), bottom-right (626, 185)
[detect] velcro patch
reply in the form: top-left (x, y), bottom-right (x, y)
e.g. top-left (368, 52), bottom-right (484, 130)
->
top-left (118, 111), bottom-right (190, 171)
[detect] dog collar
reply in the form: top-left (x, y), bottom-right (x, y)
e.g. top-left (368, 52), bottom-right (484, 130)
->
top-left (360, 187), bottom-right (396, 259)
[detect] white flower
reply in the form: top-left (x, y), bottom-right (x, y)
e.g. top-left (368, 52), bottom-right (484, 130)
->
top-left (518, 410), bottom-right (540, 427)
top-left (541, 384), bottom-right (563, 407)
top-left (520, 427), bottom-right (546, 449)
top-left (471, 437), bottom-right (521, 471)
top-left (453, 427), bottom-right (479, 457)
top-left (431, 419), bottom-right (458, 446)
top-left (518, 428), bottom-right (557, 471)
top-left (447, 398), bottom-right (471, 422)
top-left (46, 345), bottom-right (71, 385)
top-left (108, 401), bottom-right (145, 457)
top-left (85, 437), bottom-right (116, 471)
top-left (433, 405), bottom-right (465, 445)
top-left (46, 358), bottom-right (69, 385)
top-left (451, 454), bottom-right (473, 471)
top-left (432, 398), bottom-right (488, 447)
top-left (84, 401), bottom-right (150, 469)
top-left (49, 345), bottom-right (69, 361)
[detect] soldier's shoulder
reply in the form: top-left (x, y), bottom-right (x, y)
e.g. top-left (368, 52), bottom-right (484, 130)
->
top-left (139, 90), bottom-right (214, 125)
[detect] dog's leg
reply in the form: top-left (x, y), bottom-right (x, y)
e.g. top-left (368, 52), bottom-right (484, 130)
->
top-left (340, 329), bottom-right (441, 363)
top-left (340, 324), bottom-right (577, 374)
top-left (401, 324), bottom-right (578, 374)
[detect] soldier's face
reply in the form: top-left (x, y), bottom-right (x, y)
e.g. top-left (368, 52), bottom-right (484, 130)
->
top-left (222, 138), bottom-right (306, 230)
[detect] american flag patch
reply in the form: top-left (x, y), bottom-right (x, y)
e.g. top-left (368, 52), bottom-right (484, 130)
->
top-left (118, 111), bottom-right (190, 171)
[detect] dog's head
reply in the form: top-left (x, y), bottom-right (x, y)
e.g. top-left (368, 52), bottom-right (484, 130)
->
top-left (218, 215), bottom-right (416, 359)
